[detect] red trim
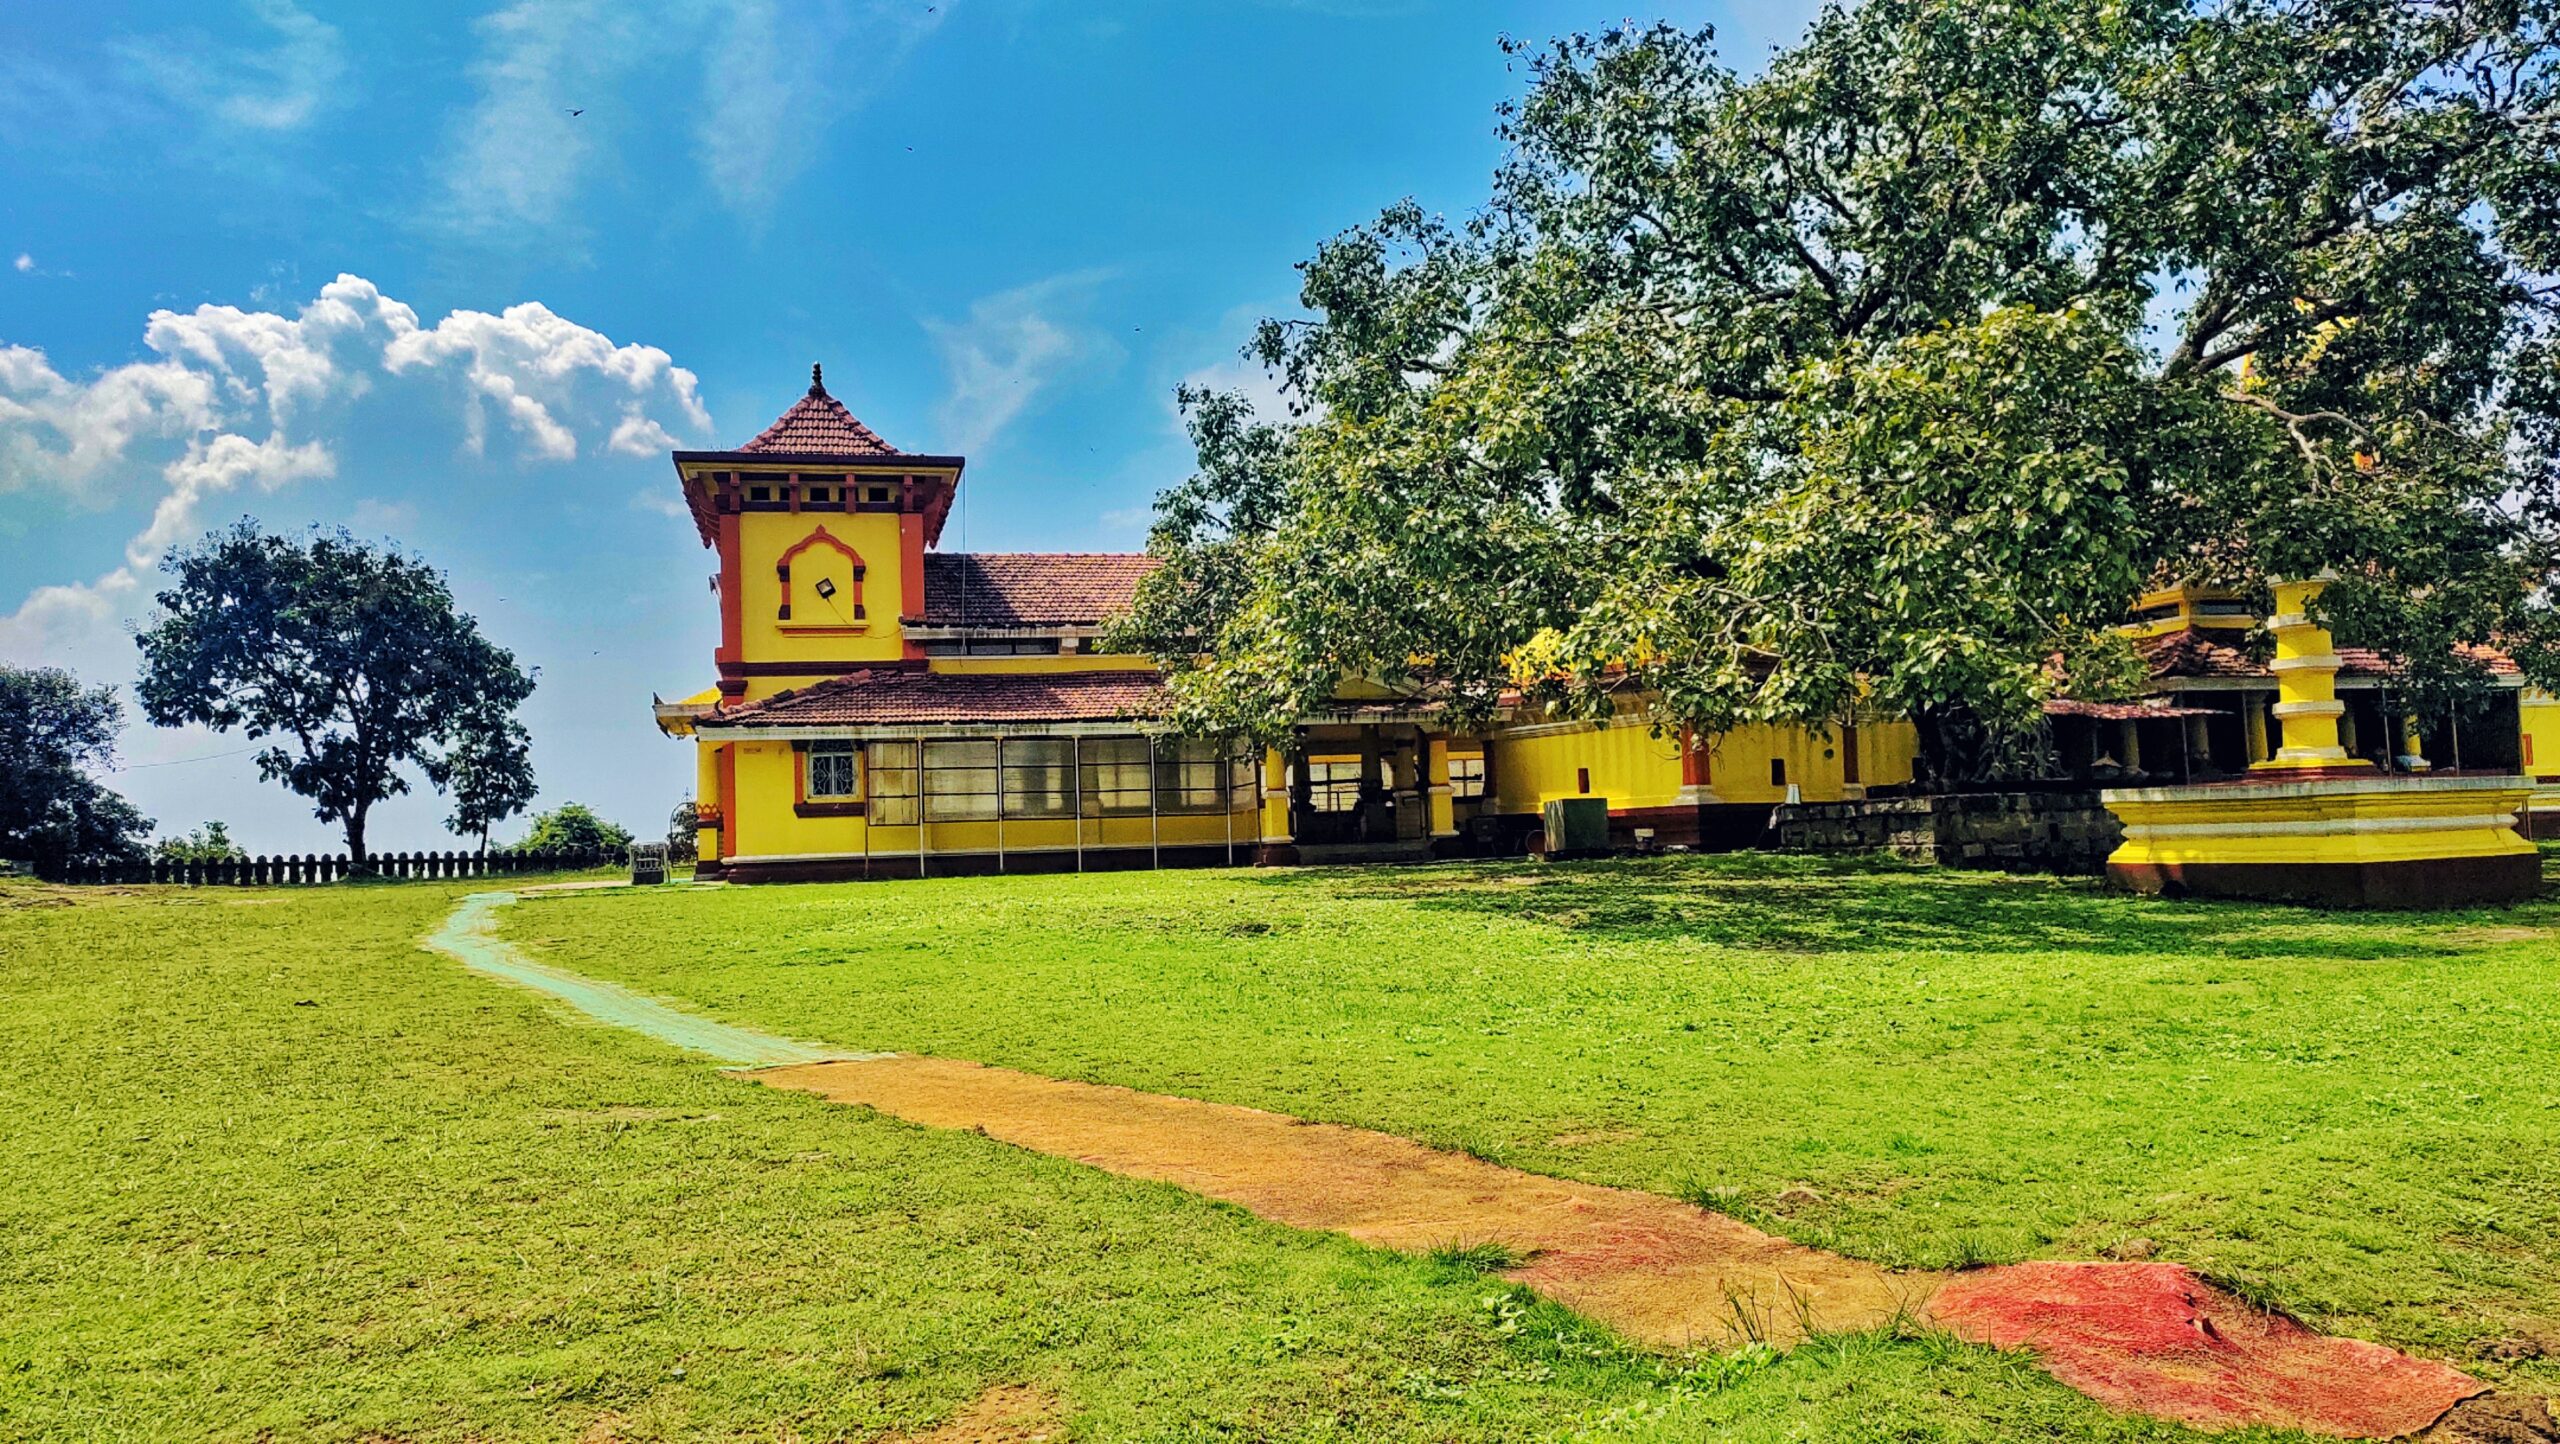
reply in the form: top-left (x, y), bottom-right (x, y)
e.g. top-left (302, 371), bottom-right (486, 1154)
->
top-left (1678, 726), bottom-right (1711, 788)
top-left (899, 510), bottom-right (925, 622)
top-left (1842, 721), bottom-right (1861, 785)
top-left (716, 745), bottom-right (737, 861)
top-left (775, 524), bottom-right (868, 622)
top-left (715, 496), bottom-right (743, 675)
top-left (718, 657), bottom-right (930, 679)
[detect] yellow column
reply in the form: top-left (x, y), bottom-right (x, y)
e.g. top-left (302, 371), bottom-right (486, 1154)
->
top-left (694, 740), bottom-right (724, 860)
top-left (1260, 747), bottom-right (1292, 844)
top-left (2254, 576), bottom-right (2370, 771)
top-left (2401, 716), bottom-right (2431, 771)
top-left (1426, 735), bottom-right (1456, 839)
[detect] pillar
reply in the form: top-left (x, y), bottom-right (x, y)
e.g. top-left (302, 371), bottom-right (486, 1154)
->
top-left (1673, 725), bottom-right (1719, 805)
top-left (1261, 747), bottom-right (1293, 842)
top-left (2254, 576), bottom-right (2370, 771)
top-left (1426, 734), bottom-right (1456, 840)
top-left (2401, 716), bottom-right (2431, 772)
top-left (2244, 694), bottom-right (2270, 764)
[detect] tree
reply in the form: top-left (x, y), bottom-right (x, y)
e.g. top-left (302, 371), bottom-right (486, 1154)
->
top-left (510, 803), bottom-right (633, 857)
top-left (135, 523), bottom-right (536, 866)
top-left (0, 664), bottom-right (153, 873)
top-left (1123, 4), bottom-right (2560, 780)
top-left (154, 821), bottom-right (246, 865)
top-left (666, 800), bottom-right (698, 864)
top-left (433, 710), bottom-right (536, 853)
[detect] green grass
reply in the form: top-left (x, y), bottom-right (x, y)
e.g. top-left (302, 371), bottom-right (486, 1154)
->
top-left (0, 876), bottom-right (2269, 1442)
top-left (505, 854), bottom-right (2560, 1397)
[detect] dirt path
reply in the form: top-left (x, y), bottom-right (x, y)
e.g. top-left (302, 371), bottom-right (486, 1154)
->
top-left (430, 891), bottom-right (2516, 1439)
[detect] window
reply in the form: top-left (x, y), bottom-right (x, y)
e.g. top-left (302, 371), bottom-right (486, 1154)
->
top-left (748, 485), bottom-right (773, 502)
top-left (868, 486), bottom-right (891, 503)
top-left (867, 742), bottom-right (919, 826)
top-left (1080, 736), bottom-right (1154, 816)
top-left (923, 739), bottom-right (999, 821)
top-left (807, 742), bottom-right (857, 798)
top-left (807, 486), bottom-right (833, 504)
top-left (1769, 757), bottom-right (1788, 787)
top-left (1448, 754), bottom-right (1485, 799)
top-left (1155, 738), bottom-right (1230, 814)
top-left (1000, 738), bottom-right (1074, 819)
top-left (1307, 759), bottom-right (1362, 814)
top-left (921, 637), bottom-right (1063, 656)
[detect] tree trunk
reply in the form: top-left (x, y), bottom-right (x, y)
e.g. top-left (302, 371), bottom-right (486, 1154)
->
top-left (345, 808), bottom-right (370, 873)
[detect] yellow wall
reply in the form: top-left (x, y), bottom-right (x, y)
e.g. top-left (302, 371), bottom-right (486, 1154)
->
top-left (736, 510), bottom-right (911, 668)
top-left (1493, 721), bottom-right (1685, 812)
top-left (1488, 715), bottom-right (1918, 813)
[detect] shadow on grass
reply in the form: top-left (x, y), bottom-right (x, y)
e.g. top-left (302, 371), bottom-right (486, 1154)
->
top-left (1242, 852), bottom-right (2526, 960)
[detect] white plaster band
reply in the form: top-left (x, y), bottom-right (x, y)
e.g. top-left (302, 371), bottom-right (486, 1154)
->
top-left (2268, 654), bottom-right (2344, 674)
top-left (2122, 813), bottom-right (2523, 840)
top-left (2271, 700), bottom-right (2345, 719)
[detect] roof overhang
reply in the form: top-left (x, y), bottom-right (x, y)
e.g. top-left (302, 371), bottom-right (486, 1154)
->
top-left (666, 453), bottom-right (967, 548)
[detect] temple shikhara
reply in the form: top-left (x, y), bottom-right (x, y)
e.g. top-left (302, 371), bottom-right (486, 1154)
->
top-left (658, 368), bottom-right (2560, 893)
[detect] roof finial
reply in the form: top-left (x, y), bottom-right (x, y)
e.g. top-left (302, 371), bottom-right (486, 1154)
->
top-left (809, 362), bottom-right (825, 396)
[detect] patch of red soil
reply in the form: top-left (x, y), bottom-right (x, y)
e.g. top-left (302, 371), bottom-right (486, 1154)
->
top-left (1929, 1261), bottom-right (2486, 1437)
top-left (751, 1057), bottom-right (2500, 1437)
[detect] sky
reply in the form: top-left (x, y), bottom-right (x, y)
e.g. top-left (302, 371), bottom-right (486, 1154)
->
top-left (0, 0), bottom-right (1817, 854)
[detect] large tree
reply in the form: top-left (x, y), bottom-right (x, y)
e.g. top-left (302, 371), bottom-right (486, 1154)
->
top-left (136, 523), bottom-right (536, 866)
top-left (1119, 1), bottom-right (2560, 779)
top-left (433, 709), bottom-right (536, 854)
top-left (0, 664), bottom-right (152, 873)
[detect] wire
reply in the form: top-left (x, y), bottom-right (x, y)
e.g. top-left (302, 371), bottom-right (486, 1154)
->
top-left (110, 744), bottom-right (264, 773)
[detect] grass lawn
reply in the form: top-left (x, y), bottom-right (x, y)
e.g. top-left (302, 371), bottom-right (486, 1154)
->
top-left (2, 873), bottom-right (2245, 1443)
top-left (504, 854), bottom-right (2560, 1403)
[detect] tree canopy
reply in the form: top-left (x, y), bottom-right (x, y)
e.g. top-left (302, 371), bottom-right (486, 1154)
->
top-left (510, 802), bottom-right (633, 857)
top-left (1116, 0), bottom-right (2560, 778)
top-left (135, 523), bottom-right (536, 864)
top-left (0, 663), bottom-right (152, 873)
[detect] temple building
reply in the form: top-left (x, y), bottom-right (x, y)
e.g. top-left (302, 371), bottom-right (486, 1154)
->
top-left (657, 371), bottom-right (2560, 882)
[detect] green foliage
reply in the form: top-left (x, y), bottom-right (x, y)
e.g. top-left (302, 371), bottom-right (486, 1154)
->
top-left (433, 711), bottom-right (535, 852)
top-left (1130, 3), bottom-right (2560, 779)
top-left (153, 820), bottom-right (246, 865)
top-left (0, 663), bottom-right (152, 872)
top-left (666, 799), bottom-right (698, 863)
top-left (134, 523), bottom-right (535, 864)
top-left (509, 802), bottom-right (633, 857)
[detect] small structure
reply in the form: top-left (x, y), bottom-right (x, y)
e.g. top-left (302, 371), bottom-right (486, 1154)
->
top-left (629, 842), bottom-right (670, 886)
top-left (2101, 578), bottom-right (2538, 906)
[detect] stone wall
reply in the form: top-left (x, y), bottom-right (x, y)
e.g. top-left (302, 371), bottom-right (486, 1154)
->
top-left (1771, 791), bottom-right (2123, 875)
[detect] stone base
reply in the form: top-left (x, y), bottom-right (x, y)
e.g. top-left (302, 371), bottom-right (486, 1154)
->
top-left (2108, 853), bottom-right (2541, 908)
top-left (2101, 774), bottom-right (2541, 910)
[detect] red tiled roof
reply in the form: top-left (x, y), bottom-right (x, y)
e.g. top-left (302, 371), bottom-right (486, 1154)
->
top-left (2043, 698), bottom-right (2217, 721)
top-left (707, 668), bottom-right (1167, 728)
top-left (923, 553), bottom-right (1157, 628)
top-left (738, 370), bottom-right (900, 457)
top-left (2138, 628), bottom-right (2519, 681)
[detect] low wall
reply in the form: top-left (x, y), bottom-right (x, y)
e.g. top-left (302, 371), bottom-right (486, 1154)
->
top-left (1772, 791), bottom-right (2123, 875)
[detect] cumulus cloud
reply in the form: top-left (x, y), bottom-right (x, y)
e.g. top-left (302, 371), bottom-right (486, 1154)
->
top-left (120, 0), bottom-right (348, 133)
top-left (0, 272), bottom-right (706, 668)
top-left (926, 270), bottom-right (1119, 454)
top-left (12, 254), bottom-right (30, 274)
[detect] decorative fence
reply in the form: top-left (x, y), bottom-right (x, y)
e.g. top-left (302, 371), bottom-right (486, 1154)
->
top-left (38, 849), bottom-right (616, 886)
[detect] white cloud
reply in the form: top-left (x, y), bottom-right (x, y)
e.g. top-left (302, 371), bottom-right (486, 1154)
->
top-left (695, 1), bottom-right (952, 215)
top-left (12, 254), bottom-right (30, 274)
top-left (925, 270), bottom-right (1118, 453)
top-left (0, 273), bottom-right (707, 669)
top-left (609, 411), bottom-right (682, 456)
top-left (436, 0), bottom-right (954, 238)
top-left (119, 0), bottom-right (348, 133)
top-left (1177, 352), bottom-right (1303, 429)
top-left (348, 497), bottom-right (420, 535)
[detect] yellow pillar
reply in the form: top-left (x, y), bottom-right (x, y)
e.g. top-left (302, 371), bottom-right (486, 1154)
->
top-left (694, 740), bottom-right (725, 861)
top-left (2401, 716), bottom-right (2431, 772)
top-left (2254, 576), bottom-right (2371, 771)
top-left (1260, 747), bottom-right (1292, 845)
top-left (1426, 735), bottom-right (1456, 840)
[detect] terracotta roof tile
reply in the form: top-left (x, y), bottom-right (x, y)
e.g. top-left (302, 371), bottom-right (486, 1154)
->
top-left (2043, 698), bottom-right (2217, 721)
top-left (923, 553), bottom-right (1157, 628)
top-left (708, 668), bottom-right (1166, 728)
top-left (739, 371), bottom-right (900, 457)
top-left (2139, 628), bottom-right (2520, 681)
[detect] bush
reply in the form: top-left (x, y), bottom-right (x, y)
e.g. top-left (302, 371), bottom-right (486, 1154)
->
top-left (509, 803), bottom-right (633, 857)
top-left (154, 821), bottom-right (247, 865)
top-left (667, 801), bottom-right (698, 863)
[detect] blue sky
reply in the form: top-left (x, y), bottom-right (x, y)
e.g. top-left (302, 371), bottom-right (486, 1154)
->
top-left (0, 0), bottom-right (1815, 853)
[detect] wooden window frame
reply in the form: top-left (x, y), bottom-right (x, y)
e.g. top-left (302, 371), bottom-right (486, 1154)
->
top-left (792, 740), bottom-right (867, 819)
